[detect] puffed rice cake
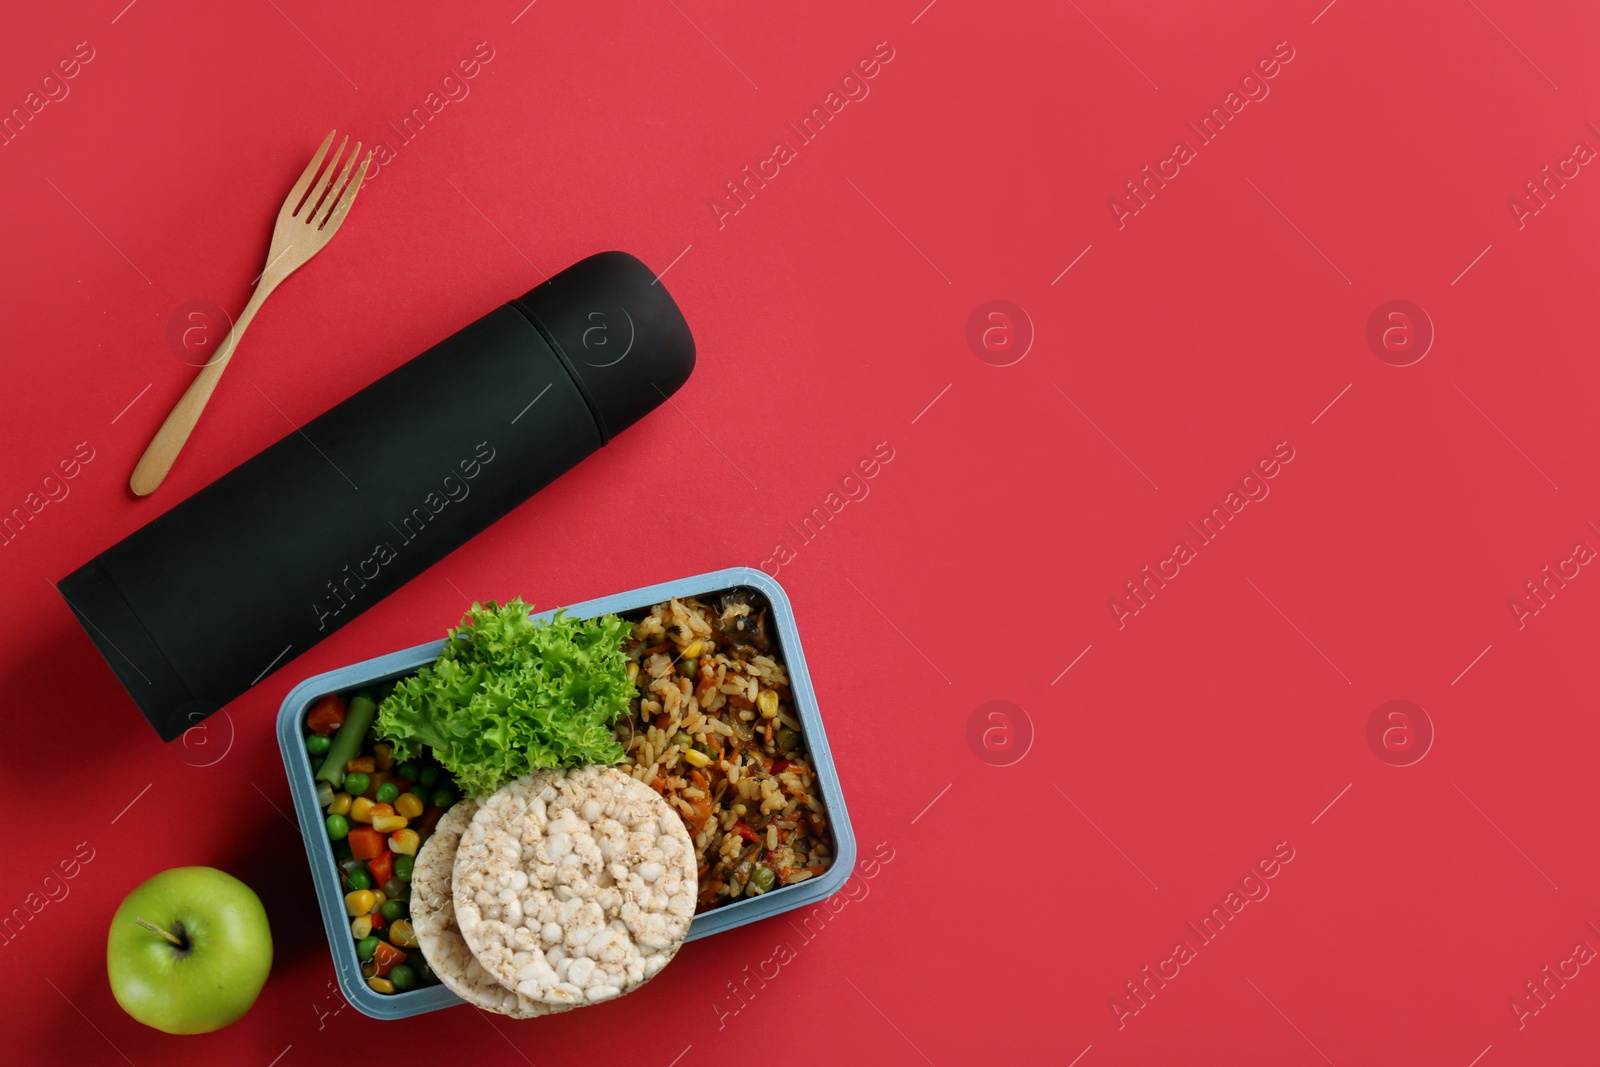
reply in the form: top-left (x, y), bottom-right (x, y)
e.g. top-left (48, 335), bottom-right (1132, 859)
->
top-left (410, 800), bottom-right (566, 1017)
top-left (453, 767), bottom-right (696, 1008)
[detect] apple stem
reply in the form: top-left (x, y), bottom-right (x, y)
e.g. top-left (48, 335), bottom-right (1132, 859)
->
top-left (133, 916), bottom-right (184, 947)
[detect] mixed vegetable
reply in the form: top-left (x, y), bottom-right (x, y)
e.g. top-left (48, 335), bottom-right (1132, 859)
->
top-left (304, 691), bottom-right (459, 996)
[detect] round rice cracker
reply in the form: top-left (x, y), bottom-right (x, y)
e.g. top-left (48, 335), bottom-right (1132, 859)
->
top-left (411, 800), bottom-right (569, 1018)
top-left (453, 767), bottom-right (696, 1009)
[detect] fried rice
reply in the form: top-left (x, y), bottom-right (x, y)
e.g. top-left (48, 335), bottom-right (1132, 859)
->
top-left (613, 590), bottom-right (833, 911)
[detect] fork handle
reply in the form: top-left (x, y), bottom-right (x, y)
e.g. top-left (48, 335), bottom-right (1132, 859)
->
top-left (129, 282), bottom-right (273, 496)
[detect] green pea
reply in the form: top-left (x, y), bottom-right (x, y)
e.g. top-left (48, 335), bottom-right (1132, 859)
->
top-left (680, 657), bottom-right (698, 677)
top-left (409, 784), bottom-right (429, 800)
top-left (430, 788), bottom-right (456, 809)
top-left (325, 814), bottom-right (349, 841)
top-left (693, 741), bottom-right (715, 758)
top-left (671, 731), bottom-right (693, 749)
top-left (379, 898), bottom-right (407, 922)
top-left (389, 964), bottom-right (418, 991)
top-left (394, 855), bottom-right (415, 882)
top-left (356, 936), bottom-right (380, 961)
top-left (419, 766), bottom-right (439, 788)
top-left (343, 772), bottom-right (370, 797)
top-left (413, 957), bottom-right (436, 984)
top-left (397, 762), bottom-right (420, 781)
top-left (345, 865), bottom-right (372, 891)
top-left (374, 782), bottom-right (400, 804)
top-left (748, 865), bottom-right (777, 893)
top-left (306, 734), bottom-right (332, 755)
top-left (775, 728), bottom-right (801, 751)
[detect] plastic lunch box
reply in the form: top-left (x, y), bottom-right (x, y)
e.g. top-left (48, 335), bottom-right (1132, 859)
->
top-left (276, 567), bottom-right (856, 1020)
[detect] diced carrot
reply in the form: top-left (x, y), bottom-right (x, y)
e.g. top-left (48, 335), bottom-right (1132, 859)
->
top-left (306, 695), bottom-right (346, 736)
top-left (371, 940), bottom-right (407, 977)
top-left (347, 826), bottom-right (385, 860)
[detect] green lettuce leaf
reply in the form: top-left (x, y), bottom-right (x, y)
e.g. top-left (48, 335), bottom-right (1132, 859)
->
top-left (375, 599), bottom-right (632, 798)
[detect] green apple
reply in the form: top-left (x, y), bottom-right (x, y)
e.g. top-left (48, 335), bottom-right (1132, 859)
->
top-left (106, 867), bottom-right (273, 1035)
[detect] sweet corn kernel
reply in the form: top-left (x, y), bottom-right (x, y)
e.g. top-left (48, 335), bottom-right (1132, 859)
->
top-left (344, 890), bottom-right (376, 916)
top-left (349, 796), bottom-right (376, 824)
top-left (328, 793), bottom-right (353, 817)
top-left (350, 914), bottom-right (373, 939)
top-left (370, 890), bottom-right (386, 912)
top-left (683, 748), bottom-right (712, 768)
top-left (394, 793), bottom-right (424, 819)
top-left (366, 976), bottom-right (396, 994)
top-left (388, 829), bottom-right (421, 856)
top-left (369, 802), bottom-right (395, 818)
top-left (389, 919), bottom-right (418, 948)
top-left (372, 814), bottom-right (409, 833)
top-left (373, 742), bottom-right (395, 771)
top-left (626, 661), bottom-right (640, 683)
top-left (757, 689), bottom-right (779, 718)
top-left (346, 756), bottom-right (375, 774)
top-left (682, 639), bottom-right (703, 659)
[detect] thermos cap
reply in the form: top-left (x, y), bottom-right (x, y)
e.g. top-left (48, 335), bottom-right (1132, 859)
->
top-left (513, 251), bottom-right (696, 443)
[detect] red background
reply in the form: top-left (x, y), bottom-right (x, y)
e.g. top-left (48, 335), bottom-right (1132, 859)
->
top-left (2, 0), bottom-right (1598, 1064)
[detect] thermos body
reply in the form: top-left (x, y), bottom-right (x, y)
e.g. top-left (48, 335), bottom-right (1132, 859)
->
top-left (59, 251), bottom-right (695, 740)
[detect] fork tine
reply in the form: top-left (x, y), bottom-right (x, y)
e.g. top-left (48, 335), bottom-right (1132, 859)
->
top-left (316, 141), bottom-right (362, 229)
top-left (321, 151), bottom-right (377, 235)
top-left (300, 134), bottom-right (349, 221)
top-left (329, 151), bottom-right (372, 223)
top-left (316, 147), bottom-right (369, 233)
top-left (288, 130), bottom-right (337, 218)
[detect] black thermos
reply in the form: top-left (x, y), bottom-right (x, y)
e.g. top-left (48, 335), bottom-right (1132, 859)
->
top-left (58, 251), bottom-right (694, 740)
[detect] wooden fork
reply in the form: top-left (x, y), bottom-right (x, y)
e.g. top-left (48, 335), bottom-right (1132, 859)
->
top-left (130, 131), bottom-right (372, 496)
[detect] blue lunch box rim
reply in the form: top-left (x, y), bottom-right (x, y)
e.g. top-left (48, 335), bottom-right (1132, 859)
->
top-left (275, 565), bottom-right (857, 1021)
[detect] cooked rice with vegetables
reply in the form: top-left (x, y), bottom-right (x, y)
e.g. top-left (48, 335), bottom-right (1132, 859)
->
top-left (614, 590), bottom-right (833, 911)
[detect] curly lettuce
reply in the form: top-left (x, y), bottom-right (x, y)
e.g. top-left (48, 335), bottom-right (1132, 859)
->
top-left (375, 599), bottom-right (632, 798)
